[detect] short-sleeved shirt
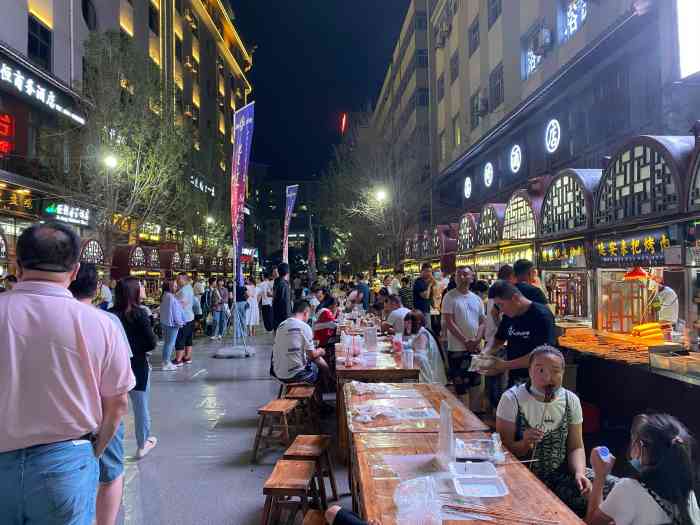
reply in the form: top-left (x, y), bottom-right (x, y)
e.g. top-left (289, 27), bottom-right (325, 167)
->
top-left (273, 317), bottom-right (315, 380)
top-left (399, 286), bottom-right (414, 309)
top-left (259, 280), bottom-right (273, 306)
top-left (387, 307), bottom-right (411, 335)
top-left (496, 302), bottom-right (555, 361)
top-left (413, 278), bottom-right (431, 314)
top-left (313, 307), bottom-right (337, 347)
top-left (515, 282), bottom-right (548, 304)
top-left (356, 281), bottom-right (370, 310)
top-left (600, 478), bottom-right (700, 525)
top-left (0, 281), bottom-right (135, 452)
top-left (441, 289), bottom-right (484, 352)
top-left (177, 283), bottom-right (195, 322)
top-left (496, 384), bottom-right (582, 433)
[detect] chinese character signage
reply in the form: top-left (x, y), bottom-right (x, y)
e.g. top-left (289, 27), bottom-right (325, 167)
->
top-left (0, 188), bottom-right (35, 214)
top-left (475, 251), bottom-right (499, 269)
top-left (44, 202), bottom-right (91, 227)
top-left (539, 240), bottom-right (586, 269)
top-left (0, 113), bottom-right (15, 155)
top-left (593, 228), bottom-right (676, 267)
top-left (0, 57), bottom-right (85, 125)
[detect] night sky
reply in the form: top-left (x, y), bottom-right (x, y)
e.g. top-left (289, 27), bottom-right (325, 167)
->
top-left (233, 1), bottom-right (410, 181)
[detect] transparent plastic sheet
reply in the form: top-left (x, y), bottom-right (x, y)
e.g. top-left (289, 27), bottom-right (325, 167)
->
top-left (349, 381), bottom-right (423, 399)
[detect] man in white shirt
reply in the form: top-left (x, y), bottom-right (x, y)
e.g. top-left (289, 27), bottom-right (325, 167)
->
top-left (98, 278), bottom-right (113, 310)
top-left (259, 272), bottom-right (274, 332)
top-left (442, 266), bottom-right (485, 411)
top-left (273, 300), bottom-right (328, 384)
top-left (382, 295), bottom-right (410, 335)
top-left (657, 282), bottom-right (679, 326)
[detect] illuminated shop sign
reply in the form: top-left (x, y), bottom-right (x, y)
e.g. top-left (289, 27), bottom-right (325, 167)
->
top-left (0, 62), bottom-right (85, 125)
top-left (189, 175), bottom-right (216, 197)
top-left (0, 113), bottom-right (15, 154)
top-left (464, 176), bottom-right (472, 199)
top-left (500, 244), bottom-right (534, 266)
top-left (677, 0), bottom-right (700, 79)
top-left (510, 144), bottom-right (522, 174)
top-left (593, 228), bottom-right (678, 267)
top-left (539, 240), bottom-right (586, 269)
top-left (545, 119), bottom-right (561, 153)
top-left (475, 251), bottom-right (499, 269)
top-left (44, 202), bottom-right (91, 226)
top-left (483, 162), bottom-right (494, 187)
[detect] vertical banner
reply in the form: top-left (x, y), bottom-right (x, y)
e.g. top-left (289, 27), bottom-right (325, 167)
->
top-left (308, 216), bottom-right (317, 283)
top-left (282, 184), bottom-right (299, 264)
top-left (230, 102), bottom-right (255, 285)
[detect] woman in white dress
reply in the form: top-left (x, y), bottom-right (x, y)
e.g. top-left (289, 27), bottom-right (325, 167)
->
top-left (245, 277), bottom-right (260, 336)
top-left (403, 309), bottom-right (447, 385)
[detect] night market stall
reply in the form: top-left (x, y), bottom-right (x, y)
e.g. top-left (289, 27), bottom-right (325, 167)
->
top-left (473, 203), bottom-right (505, 283)
top-left (112, 245), bottom-right (163, 301)
top-left (499, 189), bottom-right (540, 269)
top-left (160, 249), bottom-right (184, 280)
top-left (455, 212), bottom-right (478, 269)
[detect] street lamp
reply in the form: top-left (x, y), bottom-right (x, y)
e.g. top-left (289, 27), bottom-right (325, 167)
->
top-left (206, 216), bottom-right (215, 224)
top-left (103, 154), bottom-right (118, 169)
top-left (375, 189), bottom-right (387, 202)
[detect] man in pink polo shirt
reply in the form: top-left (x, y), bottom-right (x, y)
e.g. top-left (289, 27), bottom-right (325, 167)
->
top-left (0, 222), bottom-right (135, 525)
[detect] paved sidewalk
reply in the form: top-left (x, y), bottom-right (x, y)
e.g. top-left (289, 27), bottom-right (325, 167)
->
top-left (118, 331), bottom-right (349, 525)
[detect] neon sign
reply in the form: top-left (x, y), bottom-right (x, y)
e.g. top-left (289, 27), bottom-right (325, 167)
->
top-left (510, 144), bottom-right (522, 174)
top-left (545, 119), bottom-right (561, 153)
top-left (483, 162), bottom-right (494, 187)
top-left (0, 113), bottom-right (14, 155)
top-left (0, 62), bottom-right (85, 125)
top-left (464, 176), bottom-right (472, 199)
top-left (45, 202), bottom-right (91, 226)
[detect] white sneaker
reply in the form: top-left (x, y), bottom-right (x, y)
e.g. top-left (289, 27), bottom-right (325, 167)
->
top-left (137, 436), bottom-right (158, 459)
top-left (162, 363), bottom-right (177, 371)
top-left (210, 336), bottom-right (218, 340)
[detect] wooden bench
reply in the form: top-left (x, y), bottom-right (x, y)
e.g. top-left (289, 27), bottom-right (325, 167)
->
top-left (261, 459), bottom-right (318, 525)
top-left (252, 399), bottom-right (299, 463)
top-left (302, 509), bottom-right (326, 525)
top-left (284, 434), bottom-right (338, 510)
top-left (284, 384), bottom-right (320, 433)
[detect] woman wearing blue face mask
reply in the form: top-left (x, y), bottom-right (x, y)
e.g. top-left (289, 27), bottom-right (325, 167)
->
top-left (496, 345), bottom-right (615, 516)
top-left (586, 414), bottom-right (700, 525)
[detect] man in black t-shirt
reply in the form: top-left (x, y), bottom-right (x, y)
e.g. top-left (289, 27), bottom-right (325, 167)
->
top-left (484, 280), bottom-right (555, 386)
top-left (412, 263), bottom-right (434, 315)
top-left (513, 259), bottom-right (548, 305)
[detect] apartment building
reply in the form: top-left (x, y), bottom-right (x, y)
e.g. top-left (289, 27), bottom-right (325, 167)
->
top-left (429, 0), bottom-right (700, 217)
top-left (0, 0), bottom-right (252, 272)
top-left (372, 0), bottom-right (430, 223)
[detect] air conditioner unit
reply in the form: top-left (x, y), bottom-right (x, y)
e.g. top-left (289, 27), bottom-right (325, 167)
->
top-left (184, 56), bottom-right (193, 70)
top-left (184, 104), bottom-right (193, 117)
top-left (184, 8), bottom-right (194, 23)
top-left (533, 27), bottom-right (552, 57)
top-left (217, 58), bottom-right (224, 71)
top-left (477, 89), bottom-right (490, 116)
top-left (217, 95), bottom-right (225, 108)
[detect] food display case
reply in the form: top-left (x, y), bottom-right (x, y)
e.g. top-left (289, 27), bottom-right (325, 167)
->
top-left (539, 239), bottom-right (591, 323)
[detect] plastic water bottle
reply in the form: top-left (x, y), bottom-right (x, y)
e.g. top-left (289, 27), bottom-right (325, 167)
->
top-left (597, 446), bottom-right (612, 464)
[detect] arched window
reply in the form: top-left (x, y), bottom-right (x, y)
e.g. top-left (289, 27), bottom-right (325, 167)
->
top-left (595, 142), bottom-right (680, 226)
top-left (432, 228), bottom-right (441, 256)
top-left (404, 239), bottom-right (413, 259)
top-left (172, 252), bottom-right (182, 269)
top-left (689, 156), bottom-right (700, 210)
top-left (478, 205), bottom-right (502, 245)
top-left (81, 240), bottom-right (105, 265)
top-left (183, 254), bottom-right (191, 269)
top-left (541, 172), bottom-right (592, 236)
top-left (0, 232), bottom-right (7, 259)
top-left (147, 248), bottom-right (160, 268)
top-left (502, 193), bottom-right (536, 240)
top-left (129, 247), bottom-right (146, 267)
top-left (457, 214), bottom-right (478, 252)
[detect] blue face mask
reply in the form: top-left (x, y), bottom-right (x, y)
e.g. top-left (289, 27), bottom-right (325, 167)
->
top-left (630, 457), bottom-right (643, 472)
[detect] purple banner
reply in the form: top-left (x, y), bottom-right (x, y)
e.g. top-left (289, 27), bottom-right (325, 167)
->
top-left (230, 101), bottom-right (255, 285)
top-left (282, 184), bottom-right (299, 264)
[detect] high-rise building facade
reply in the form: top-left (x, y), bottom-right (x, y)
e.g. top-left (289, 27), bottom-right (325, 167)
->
top-left (428, 0), bottom-right (700, 216)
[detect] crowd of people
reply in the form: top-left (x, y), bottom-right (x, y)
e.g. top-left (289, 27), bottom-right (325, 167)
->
top-left (0, 222), bottom-right (698, 525)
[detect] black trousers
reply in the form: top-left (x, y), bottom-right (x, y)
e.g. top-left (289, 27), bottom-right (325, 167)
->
top-left (261, 304), bottom-right (273, 332)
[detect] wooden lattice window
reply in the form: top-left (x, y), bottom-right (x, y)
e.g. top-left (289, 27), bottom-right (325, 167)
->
top-left (147, 248), bottom-right (160, 268)
top-left (432, 228), bottom-right (441, 256)
top-left (478, 207), bottom-right (501, 245)
top-left (172, 252), bottom-right (181, 269)
top-left (541, 175), bottom-right (587, 236)
top-left (502, 196), bottom-right (535, 240)
top-left (421, 234), bottom-right (430, 257)
top-left (690, 161), bottom-right (700, 208)
top-left (81, 240), bottom-right (105, 265)
top-left (183, 254), bottom-right (191, 269)
top-left (404, 239), bottom-right (412, 259)
top-left (458, 215), bottom-right (476, 251)
top-left (0, 234), bottom-right (6, 259)
top-left (130, 247), bottom-right (146, 267)
top-left (198, 255), bottom-right (205, 267)
top-left (595, 145), bottom-right (678, 225)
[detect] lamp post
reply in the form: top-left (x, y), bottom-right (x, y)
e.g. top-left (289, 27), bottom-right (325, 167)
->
top-left (103, 154), bottom-right (118, 170)
top-left (375, 189), bottom-right (387, 203)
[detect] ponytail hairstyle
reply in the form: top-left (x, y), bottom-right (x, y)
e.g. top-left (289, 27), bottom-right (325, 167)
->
top-left (631, 413), bottom-right (697, 523)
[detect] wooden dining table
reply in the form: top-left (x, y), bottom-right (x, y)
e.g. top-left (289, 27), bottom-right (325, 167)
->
top-left (335, 349), bottom-right (420, 462)
top-left (353, 432), bottom-right (585, 524)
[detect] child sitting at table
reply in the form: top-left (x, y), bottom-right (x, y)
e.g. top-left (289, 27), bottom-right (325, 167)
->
top-left (496, 345), bottom-right (615, 516)
top-left (586, 413), bottom-right (700, 525)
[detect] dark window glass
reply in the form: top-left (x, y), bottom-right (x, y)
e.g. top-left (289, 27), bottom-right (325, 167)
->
top-left (470, 91), bottom-right (480, 130)
top-left (450, 51), bottom-right (459, 84)
top-left (148, 4), bottom-right (159, 36)
top-left (82, 0), bottom-right (98, 31)
top-left (488, 0), bottom-right (502, 28)
top-left (468, 17), bottom-right (480, 56)
top-left (437, 74), bottom-right (445, 102)
top-left (28, 15), bottom-right (52, 71)
top-left (489, 63), bottom-right (504, 109)
top-left (417, 88), bottom-right (429, 106)
top-left (174, 0), bottom-right (183, 15)
top-left (415, 12), bottom-right (428, 30)
top-left (193, 59), bottom-right (199, 86)
top-left (416, 49), bottom-right (428, 68)
top-left (175, 36), bottom-right (183, 63)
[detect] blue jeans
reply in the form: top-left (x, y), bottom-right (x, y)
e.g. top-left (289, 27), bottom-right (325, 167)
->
top-left (99, 422), bottom-right (124, 483)
top-left (213, 310), bottom-right (227, 337)
top-left (0, 440), bottom-right (98, 525)
top-left (129, 379), bottom-right (151, 450)
top-left (235, 302), bottom-right (247, 338)
top-left (161, 324), bottom-right (179, 363)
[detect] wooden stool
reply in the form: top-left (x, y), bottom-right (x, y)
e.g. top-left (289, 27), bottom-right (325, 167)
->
top-left (277, 381), bottom-right (308, 398)
top-left (284, 434), bottom-right (338, 510)
top-left (284, 384), bottom-right (319, 433)
top-left (302, 509), bottom-right (326, 525)
top-left (252, 399), bottom-right (299, 463)
top-left (261, 459), bottom-right (318, 525)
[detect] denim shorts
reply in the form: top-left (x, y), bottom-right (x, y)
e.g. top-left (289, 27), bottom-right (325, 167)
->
top-left (99, 422), bottom-right (125, 484)
top-left (281, 362), bottom-right (319, 384)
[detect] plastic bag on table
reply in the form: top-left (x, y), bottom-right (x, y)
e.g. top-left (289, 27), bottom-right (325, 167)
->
top-left (393, 476), bottom-right (442, 525)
